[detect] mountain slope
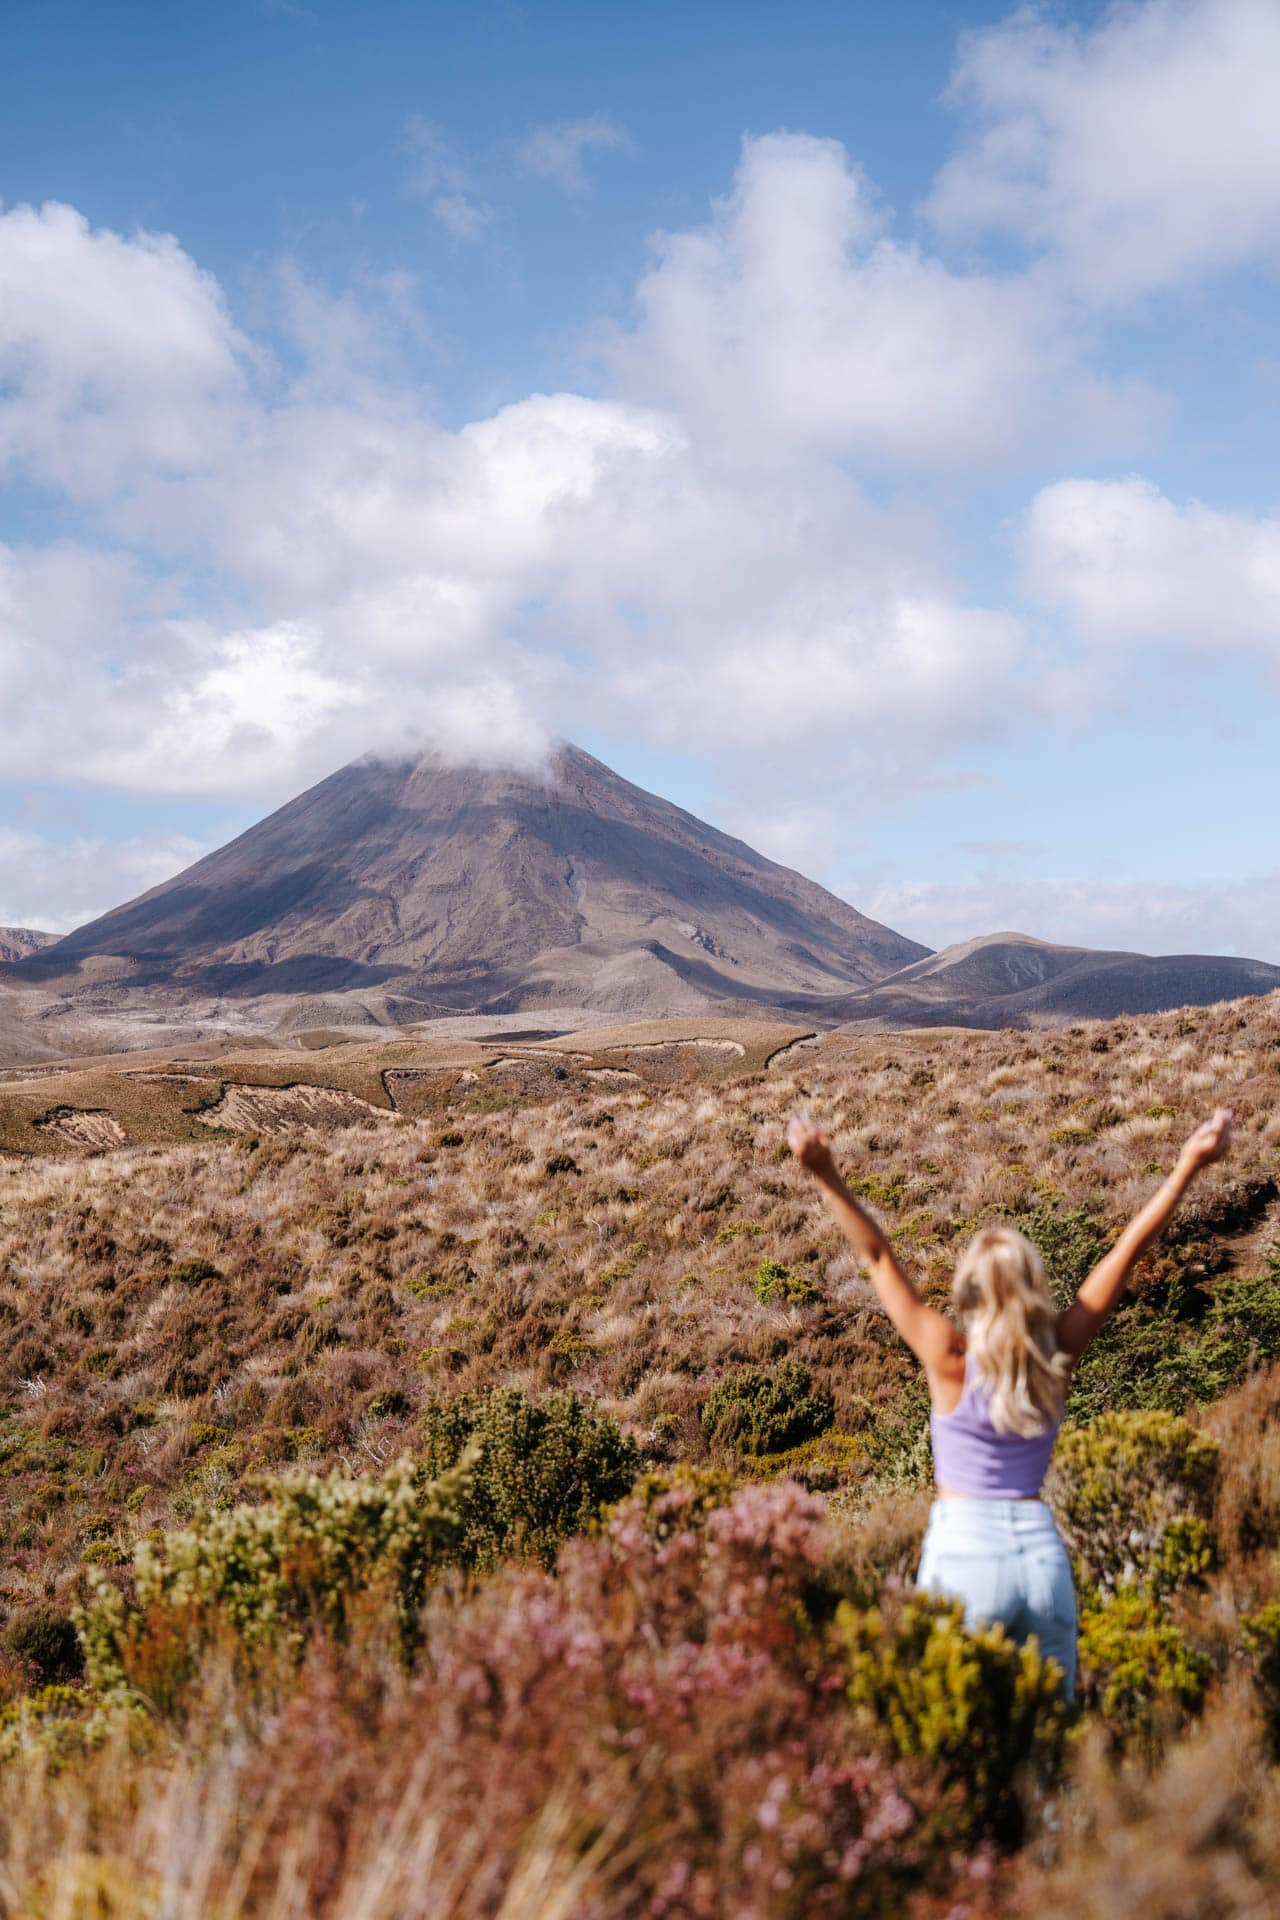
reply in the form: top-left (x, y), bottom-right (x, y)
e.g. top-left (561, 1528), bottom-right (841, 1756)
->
top-left (829, 931), bottom-right (1280, 1029)
top-left (0, 926), bottom-right (56, 965)
top-left (10, 746), bottom-right (928, 1014)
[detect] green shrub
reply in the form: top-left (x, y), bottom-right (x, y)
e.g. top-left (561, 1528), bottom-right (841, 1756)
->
top-left (1240, 1601), bottom-right (1280, 1757)
top-left (1077, 1593), bottom-right (1211, 1756)
top-left (701, 1359), bottom-right (833, 1455)
top-left (168, 1258), bottom-right (220, 1287)
top-left (860, 1373), bottom-right (934, 1491)
top-left (1182, 1268), bottom-right (1280, 1381)
top-left (846, 1172), bottom-right (908, 1210)
top-left (404, 1273), bottom-right (455, 1299)
top-left (1048, 1410), bottom-right (1219, 1596)
top-left (1006, 1204), bottom-right (1111, 1305)
top-left (418, 1387), bottom-right (638, 1571)
top-left (1069, 1264), bottom-right (1280, 1421)
top-left (547, 1328), bottom-right (594, 1367)
top-left (835, 1593), bottom-right (1068, 1839)
top-left (2, 1604), bottom-right (83, 1685)
top-left (754, 1257), bottom-right (817, 1306)
top-left (79, 1446), bottom-right (479, 1700)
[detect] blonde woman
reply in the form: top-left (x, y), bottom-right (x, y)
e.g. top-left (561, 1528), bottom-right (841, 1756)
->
top-left (788, 1105), bottom-right (1234, 1697)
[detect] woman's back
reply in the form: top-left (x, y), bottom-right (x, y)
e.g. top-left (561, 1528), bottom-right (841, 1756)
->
top-left (931, 1354), bottom-right (1061, 1499)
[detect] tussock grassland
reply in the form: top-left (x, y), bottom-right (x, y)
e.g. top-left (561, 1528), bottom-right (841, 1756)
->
top-left (0, 1018), bottom-right (812, 1155)
top-left (0, 994), bottom-right (1279, 1913)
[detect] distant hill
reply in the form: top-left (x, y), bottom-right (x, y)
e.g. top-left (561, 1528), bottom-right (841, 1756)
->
top-left (0, 926), bottom-right (56, 965)
top-left (828, 931), bottom-right (1280, 1030)
top-left (8, 746), bottom-right (927, 1016)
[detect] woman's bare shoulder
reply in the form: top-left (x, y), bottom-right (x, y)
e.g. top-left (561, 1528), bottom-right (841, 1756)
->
top-left (927, 1329), bottom-right (966, 1412)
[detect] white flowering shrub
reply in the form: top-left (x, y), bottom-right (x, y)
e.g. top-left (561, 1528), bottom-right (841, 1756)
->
top-left (80, 1444), bottom-right (478, 1701)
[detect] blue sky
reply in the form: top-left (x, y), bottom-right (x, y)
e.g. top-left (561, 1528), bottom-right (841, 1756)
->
top-left (1, 0), bottom-right (1278, 957)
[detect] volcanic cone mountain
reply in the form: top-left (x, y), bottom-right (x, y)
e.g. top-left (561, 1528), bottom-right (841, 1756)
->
top-left (14, 746), bottom-right (928, 1018)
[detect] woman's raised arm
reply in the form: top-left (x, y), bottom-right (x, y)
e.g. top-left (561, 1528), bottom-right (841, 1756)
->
top-left (788, 1112), bottom-right (960, 1377)
top-left (1057, 1106), bottom-right (1234, 1361)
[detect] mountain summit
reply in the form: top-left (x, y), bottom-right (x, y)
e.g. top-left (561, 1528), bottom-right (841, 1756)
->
top-left (18, 745), bottom-right (928, 1016)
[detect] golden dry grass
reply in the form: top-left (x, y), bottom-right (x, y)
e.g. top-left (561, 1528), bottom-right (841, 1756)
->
top-left (0, 990), bottom-right (1275, 1610)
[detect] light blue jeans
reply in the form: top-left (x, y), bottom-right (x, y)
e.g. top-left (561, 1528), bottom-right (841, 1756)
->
top-left (916, 1498), bottom-right (1077, 1700)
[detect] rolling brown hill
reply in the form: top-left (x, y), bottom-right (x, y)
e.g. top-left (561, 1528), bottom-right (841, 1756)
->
top-left (828, 930), bottom-right (1280, 1029)
top-left (7, 745), bottom-right (928, 1017)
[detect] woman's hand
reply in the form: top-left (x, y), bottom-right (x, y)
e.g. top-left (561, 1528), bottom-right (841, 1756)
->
top-left (788, 1110), bottom-right (836, 1179)
top-left (1178, 1106), bottom-right (1235, 1174)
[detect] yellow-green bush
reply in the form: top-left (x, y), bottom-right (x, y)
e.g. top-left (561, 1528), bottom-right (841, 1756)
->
top-left (621, 1463), bottom-right (737, 1542)
top-left (834, 1593), bottom-right (1068, 1837)
top-left (740, 1429), bottom-right (864, 1489)
top-left (1077, 1592), bottom-right (1211, 1757)
top-left (1048, 1410), bottom-right (1219, 1595)
top-left (0, 1683), bottom-right (108, 1768)
top-left (754, 1257), bottom-right (818, 1305)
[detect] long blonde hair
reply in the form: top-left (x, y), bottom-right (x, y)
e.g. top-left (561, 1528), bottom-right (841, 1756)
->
top-left (952, 1226), bottom-right (1070, 1437)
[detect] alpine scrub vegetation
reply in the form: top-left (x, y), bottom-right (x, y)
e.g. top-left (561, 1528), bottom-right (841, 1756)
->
top-left (80, 1442), bottom-right (481, 1702)
top-left (417, 1385), bottom-right (641, 1570)
top-left (837, 1592), bottom-right (1069, 1840)
top-left (0, 991), bottom-right (1279, 1911)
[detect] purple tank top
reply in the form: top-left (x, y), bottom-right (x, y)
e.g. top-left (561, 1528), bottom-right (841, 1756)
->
top-left (930, 1354), bottom-right (1061, 1498)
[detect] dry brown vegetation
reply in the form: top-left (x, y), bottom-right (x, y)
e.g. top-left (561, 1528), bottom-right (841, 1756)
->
top-left (0, 1017), bottom-right (811, 1156)
top-left (1, 994), bottom-right (1279, 1913)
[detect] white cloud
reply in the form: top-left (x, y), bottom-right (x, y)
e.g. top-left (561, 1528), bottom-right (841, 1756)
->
top-left (401, 117), bottom-right (493, 241)
top-left (0, 826), bottom-right (208, 935)
top-left (271, 260), bottom-right (432, 395)
top-left (929, 0), bottom-right (1280, 300)
top-left (860, 871), bottom-right (1280, 965)
top-left (608, 132), bottom-right (1151, 467)
top-left (0, 200), bottom-right (248, 500)
top-left (517, 114), bottom-right (633, 193)
top-left (430, 192), bottom-right (493, 243)
top-left (1021, 477), bottom-right (1280, 656)
top-left (0, 178), bottom-right (1042, 802)
top-left (2, 98), bottom-right (1278, 938)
